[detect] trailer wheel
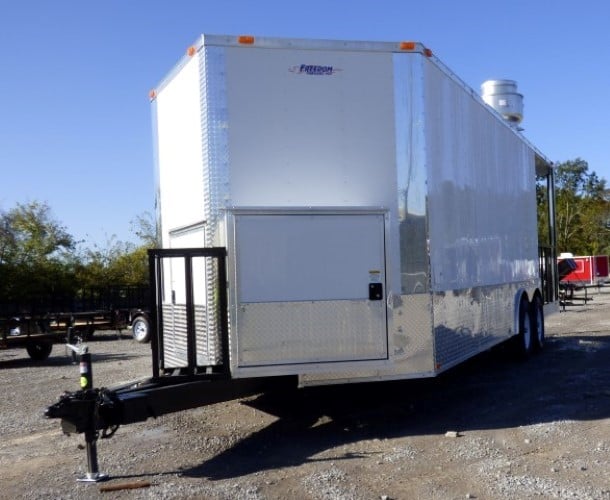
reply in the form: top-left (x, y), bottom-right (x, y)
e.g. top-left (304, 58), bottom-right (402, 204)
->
top-left (26, 341), bottom-right (53, 361)
top-left (531, 295), bottom-right (545, 351)
top-left (132, 315), bottom-right (151, 343)
top-left (514, 296), bottom-right (533, 359)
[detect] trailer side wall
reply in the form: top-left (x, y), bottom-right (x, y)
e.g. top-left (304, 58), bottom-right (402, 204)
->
top-left (423, 59), bottom-right (539, 370)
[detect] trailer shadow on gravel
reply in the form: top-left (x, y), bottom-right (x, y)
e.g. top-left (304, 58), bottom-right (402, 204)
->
top-left (182, 332), bottom-right (610, 480)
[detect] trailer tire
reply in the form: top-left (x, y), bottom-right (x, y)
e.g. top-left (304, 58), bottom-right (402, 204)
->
top-left (132, 315), bottom-right (151, 343)
top-left (514, 296), bottom-right (533, 359)
top-left (531, 295), bottom-right (545, 351)
top-left (26, 341), bottom-right (53, 361)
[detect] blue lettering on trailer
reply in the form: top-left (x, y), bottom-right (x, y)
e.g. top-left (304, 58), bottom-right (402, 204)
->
top-left (289, 65), bottom-right (341, 76)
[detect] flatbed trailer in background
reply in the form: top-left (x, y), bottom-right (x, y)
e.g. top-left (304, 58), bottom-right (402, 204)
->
top-left (0, 286), bottom-right (150, 360)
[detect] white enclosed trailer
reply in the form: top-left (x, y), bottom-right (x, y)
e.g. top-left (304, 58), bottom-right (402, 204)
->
top-left (46, 35), bottom-right (558, 480)
top-left (150, 34), bottom-right (556, 386)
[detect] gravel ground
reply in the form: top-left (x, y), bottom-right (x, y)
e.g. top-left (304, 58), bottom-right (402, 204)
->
top-left (1, 289), bottom-right (609, 499)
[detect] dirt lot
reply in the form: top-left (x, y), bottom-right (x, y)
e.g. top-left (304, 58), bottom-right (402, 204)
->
top-left (1, 289), bottom-right (609, 499)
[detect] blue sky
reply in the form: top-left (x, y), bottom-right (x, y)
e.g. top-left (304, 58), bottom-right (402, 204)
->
top-left (1, 1), bottom-right (608, 247)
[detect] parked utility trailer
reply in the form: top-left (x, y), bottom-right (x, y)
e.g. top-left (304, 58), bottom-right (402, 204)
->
top-left (46, 34), bottom-right (558, 481)
top-left (0, 286), bottom-right (151, 361)
top-left (560, 254), bottom-right (609, 286)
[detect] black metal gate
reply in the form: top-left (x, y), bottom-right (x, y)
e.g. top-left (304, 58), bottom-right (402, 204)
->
top-left (538, 245), bottom-right (559, 305)
top-left (148, 247), bottom-right (229, 378)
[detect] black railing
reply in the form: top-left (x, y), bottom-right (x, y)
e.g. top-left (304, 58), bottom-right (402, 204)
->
top-left (539, 245), bottom-right (558, 304)
top-left (147, 247), bottom-right (229, 379)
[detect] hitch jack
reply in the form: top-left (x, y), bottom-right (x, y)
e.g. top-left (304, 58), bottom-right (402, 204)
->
top-left (52, 342), bottom-right (109, 483)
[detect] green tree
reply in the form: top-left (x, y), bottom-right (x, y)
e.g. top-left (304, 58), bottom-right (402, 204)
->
top-left (79, 237), bottom-right (135, 289)
top-left (0, 201), bottom-right (77, 311)
top-left (0, 203), bottom-right (157, 314)
top-left (78, 211), bottom-right (156, 289)
top-left (130, 211), bottom-right (157, 248)
top-left (552, 158), bottom-right (610, 255)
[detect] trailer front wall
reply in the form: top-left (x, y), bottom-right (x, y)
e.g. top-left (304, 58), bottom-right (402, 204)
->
top-left (222, 46), bottom-right (398, 376)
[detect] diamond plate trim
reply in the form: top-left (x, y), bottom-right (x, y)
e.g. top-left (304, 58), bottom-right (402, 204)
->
top-left (236, 300), bottom-right (387, 366)
top-left (432, 282), bottom-right (533, 371)
top-left (300, 293), bottom-right (435, 385)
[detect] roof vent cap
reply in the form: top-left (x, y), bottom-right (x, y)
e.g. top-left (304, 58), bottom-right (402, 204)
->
top-left (481, 79), bottom-right (523, 127)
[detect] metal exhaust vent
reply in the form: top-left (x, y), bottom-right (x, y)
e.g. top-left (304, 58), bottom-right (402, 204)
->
top-left (481, 79), bottom-right (523, 127)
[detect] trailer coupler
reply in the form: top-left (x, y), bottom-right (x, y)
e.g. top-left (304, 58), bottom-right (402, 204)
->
top-left (45, 387), bottom-right (122, 436)
top-left (46, 387), bottom-right (122, 482)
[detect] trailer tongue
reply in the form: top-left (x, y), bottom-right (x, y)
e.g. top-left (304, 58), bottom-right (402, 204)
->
top-left (45, 367), bottom-right (294, 481)
top-left (45, 247), bottom-right (297, 481)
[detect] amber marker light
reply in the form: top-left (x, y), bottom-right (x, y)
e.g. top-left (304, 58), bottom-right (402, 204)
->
top-left (399, 41), bottom-right (416, 51)
top-left (186, 46), bottom-right (197, 57)
top-left (424, 48), bottom-right (433, 57)
top-left (237, 35), bottom-right (255, 45)
top-left (149, 89), bottom-right (157, 100)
